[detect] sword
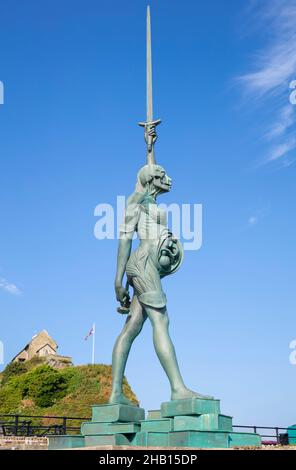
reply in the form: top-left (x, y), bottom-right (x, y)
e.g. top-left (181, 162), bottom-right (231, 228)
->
top-left (138, 5), bottom-right (161, 165)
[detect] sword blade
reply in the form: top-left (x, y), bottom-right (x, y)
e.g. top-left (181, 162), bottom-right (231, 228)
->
top-left (147, 5), bottom-right (153, 123)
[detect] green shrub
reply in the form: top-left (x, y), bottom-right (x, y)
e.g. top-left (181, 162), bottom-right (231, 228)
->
top-left (23, 365), bottom-right (68, 407)
top-left (0, 374), bottom-right (28, 413)
top-left (59, 367), bottom-right (81, 394)
top-left (1, 362), bottom-right (28, 385)
top-left (0, 360), bottom-right (138, 419)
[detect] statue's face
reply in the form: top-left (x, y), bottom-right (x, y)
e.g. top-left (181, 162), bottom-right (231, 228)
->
top-left (137, 164), bottom-right (172, 196)
top-left (152, 166), bottom-right (172, 194)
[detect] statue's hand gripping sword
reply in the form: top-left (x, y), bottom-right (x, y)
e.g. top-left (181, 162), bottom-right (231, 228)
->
top-left (138, 5), bottom-right (161, 165)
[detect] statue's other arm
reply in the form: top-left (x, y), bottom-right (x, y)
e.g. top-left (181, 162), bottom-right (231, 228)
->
top-left (114, 193), bottom-right (141, 303)
top-left (115, 236), bottom-right (132, 302)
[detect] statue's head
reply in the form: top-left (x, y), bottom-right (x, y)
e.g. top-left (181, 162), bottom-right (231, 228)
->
top-left (136, 164), bottom-right (172, 197)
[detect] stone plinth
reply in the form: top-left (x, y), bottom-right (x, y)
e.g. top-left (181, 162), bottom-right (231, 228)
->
top-left (91, 404), bottom-right (145, 423)
top-left (47, 398), bottom-right (261, 450)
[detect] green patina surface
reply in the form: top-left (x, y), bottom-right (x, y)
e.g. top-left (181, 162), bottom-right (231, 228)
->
top-left (49, 398), bottom-right (261, 449)
top-left (132, 431), bottom-right (169, 447)
top-left (109, 422), bottom-right (141, 434)
top-left (219, 414), bottom-right (233, 432)
top-left (91, 403), bottom-right (144, 423)
top-left (81, 421), bottom-right (140, 436)
top-left (169, 430), bottom-right (229, 448)
top-left (81, 421), bottom-right (110, 435)
top-left (288, 425), bottom-right (296, 444)
top-left (141, 418), bottom-right (173, 433)
top-left (85, 433), bottom-right (132, 447)
top-left (147, 410), bottom-right (162, 420)
top-left (161, 398), bottom-right (220, 418)
top-left (173, 414), bottom-right (232, 432)
top-left (228, 432), bottom-right (261, 447)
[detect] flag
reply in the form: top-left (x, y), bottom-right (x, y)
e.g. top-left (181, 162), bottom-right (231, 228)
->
top-left (84, 325), bottom-right (95, 341)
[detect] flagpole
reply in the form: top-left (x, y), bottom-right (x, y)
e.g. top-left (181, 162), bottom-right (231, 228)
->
top-left (92, 323), bottom-right (95, 365)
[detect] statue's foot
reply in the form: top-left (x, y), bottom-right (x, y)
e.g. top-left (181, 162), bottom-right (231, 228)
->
top-left (171, 387), bottom-right (213, 401)
top-left (108, 392), bottom-right (138, 406)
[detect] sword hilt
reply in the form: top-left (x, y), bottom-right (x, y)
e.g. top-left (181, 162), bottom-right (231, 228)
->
top-left (138, 119), bottom-right (161, 164)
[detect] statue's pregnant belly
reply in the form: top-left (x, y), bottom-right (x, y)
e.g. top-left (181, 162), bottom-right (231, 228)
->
top-left (128, 207), bottom-right (184, 280)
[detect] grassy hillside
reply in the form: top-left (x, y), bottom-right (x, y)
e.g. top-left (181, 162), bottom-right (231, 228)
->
top-left (0, 359), bottom-right (138, 427)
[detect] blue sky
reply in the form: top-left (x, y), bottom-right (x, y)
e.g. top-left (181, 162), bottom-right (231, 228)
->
top-left (0, 0), bottom-right (295, 427)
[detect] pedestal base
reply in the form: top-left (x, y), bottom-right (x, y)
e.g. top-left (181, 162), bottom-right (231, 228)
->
top-left (48, 400), bottom-right (261, 449)
top-left (91, 403), bottom-right (145, 423)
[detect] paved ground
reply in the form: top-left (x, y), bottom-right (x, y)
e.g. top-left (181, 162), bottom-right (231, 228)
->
top-left (68, 445), bottom-right (296, 451)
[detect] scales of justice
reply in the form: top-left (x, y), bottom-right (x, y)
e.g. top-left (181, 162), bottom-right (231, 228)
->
top-left (49, 6), bottom-right (261, 448)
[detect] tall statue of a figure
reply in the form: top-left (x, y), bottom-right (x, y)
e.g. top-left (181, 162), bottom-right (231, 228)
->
top-left (109, 7), bottom-right (210, 406)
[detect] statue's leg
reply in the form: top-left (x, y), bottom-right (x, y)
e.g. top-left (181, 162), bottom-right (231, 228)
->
top-left (144, 305), bottom-right (213, 400)
top-left (109, 295), bottom-right (147, 405)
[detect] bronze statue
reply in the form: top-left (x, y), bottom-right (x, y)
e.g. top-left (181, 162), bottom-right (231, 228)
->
top-left (109, 6), bottom-right (211, 406)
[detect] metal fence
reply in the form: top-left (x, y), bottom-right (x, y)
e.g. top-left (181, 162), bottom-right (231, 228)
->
top-left (0, 414), bottom-right (291, 444)
top-left (233, 425), bottom-right (288, 445)
top-left (0, 414), bottom-right (90, 437)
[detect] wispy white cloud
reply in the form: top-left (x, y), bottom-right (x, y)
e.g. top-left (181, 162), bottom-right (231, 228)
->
top-left (269, 138), bottom-right (296, 161)
top-left (248, 215), bottom-right (258, 227)
top-left (265, 105), bottom-right (294, 140)
top-left (0, 278), bottom-right (22, 296)
top-left (242, 205), bottom-right (270, 231)
top-left (239, 0), bottom-right (296, 165)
